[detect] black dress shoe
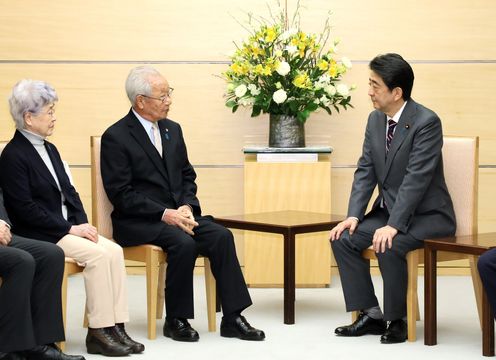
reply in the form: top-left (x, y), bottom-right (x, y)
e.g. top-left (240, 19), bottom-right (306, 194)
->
top-left (163, 318), bottom-right (199, 342)
top-left (220, 315), bottom-right (265, 341)
top-left (335, 312), bottom-right (386, 336)
top-left (380, 319), bottom-right (407, 344)
top-left (0, 352), bottom-right (26, 360)
top-left (109, 324), bottom-right (145, 353)
top-left (86, 328), bottom-right (132, 356)
top-left (24, 344), bottom-right (85, 360)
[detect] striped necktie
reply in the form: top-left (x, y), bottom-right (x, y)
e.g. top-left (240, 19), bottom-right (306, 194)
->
top-left (386, 119), bottom-right (397, 154)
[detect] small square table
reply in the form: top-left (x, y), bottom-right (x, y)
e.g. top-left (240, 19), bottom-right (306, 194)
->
top-left (214, 210), bottom-right (343, 324)
top-left (424, 233), bottom-right (496, 356)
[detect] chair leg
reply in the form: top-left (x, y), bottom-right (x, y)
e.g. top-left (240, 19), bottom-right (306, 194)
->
top-left (416, 294), bottom-right (421, 321)
top-left (156, 262), bottom-right (166, 320)
top-left (146, 249), bottom-right (159, 340)
top-left (83, 302), bottom-right (89, 328)
top-left (351, 310), bottom-right (359, 322)
top-left (406, 250), bottom-right (419, 342)
top-left (469, 255), bottom-right (484, 330)
top-left (58, 266), bottom-right (70, 351)
top-left (204, 258), bottom-right (217, 332)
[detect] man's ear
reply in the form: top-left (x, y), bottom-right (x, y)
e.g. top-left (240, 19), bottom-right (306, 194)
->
top-left (393, 87), bottom-right (404, 102)
top-left (135, 96), bottom-right (145, 110)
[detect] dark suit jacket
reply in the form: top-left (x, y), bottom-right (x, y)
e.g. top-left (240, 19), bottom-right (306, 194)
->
top-left (348, 99), bottom-right (456, 240)
top-left (0, 130), bottom-right (88, 243)
top-left (0, 188), bottom-right (11, 226)
top-left (101, 109), bottom-right (201, 246)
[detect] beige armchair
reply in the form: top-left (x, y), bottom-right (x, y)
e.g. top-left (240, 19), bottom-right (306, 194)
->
top-left (353, 136), bottom-right (481, 342)
top-left (90, 136), bottom-right (217, 340)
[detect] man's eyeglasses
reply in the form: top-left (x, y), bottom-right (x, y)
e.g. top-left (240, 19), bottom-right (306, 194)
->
top-left (139, 88), bottom-right (174, 103)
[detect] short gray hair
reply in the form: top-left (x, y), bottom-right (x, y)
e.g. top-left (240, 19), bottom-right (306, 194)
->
top-left (8, 79), bottom-right (58, 130)
top-left (125, 66), bottom-right (162, 106)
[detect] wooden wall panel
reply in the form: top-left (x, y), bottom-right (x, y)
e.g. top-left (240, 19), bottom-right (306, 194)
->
top-left (1, 1), bottom-right (494, 61)
top-left (0, 64), bottom-right (266, 165)
top-left (296, 0), bottom-right (496, 60)
top-left (0, 0), bottom-right (269, 61)
top-left (1, 0), bottom-right (494, 274)
top-left (307, 63), bottom-right (496, 165)
top-left (1, 64), bottom-right (494, 166)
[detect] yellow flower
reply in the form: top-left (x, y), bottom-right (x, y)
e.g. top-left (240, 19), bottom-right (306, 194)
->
top-left (328, 64), bottom-right (338, 78)
top-left (230, 62), bottom-right (244, 75)
top-left (265, 27), bottom-right (277, 42)
top-left (250, 44), bottom-right (264, 57)
top-left (328, 60), bottom-right (338, 77)
top-left (253, 64), bottom-right (264, 75)
top-left (317, 59), bottom-right (329, 71)
top-left (298, 44), bottom-right (306, 58)
top-left (293, 72), bottom-right (311, 88)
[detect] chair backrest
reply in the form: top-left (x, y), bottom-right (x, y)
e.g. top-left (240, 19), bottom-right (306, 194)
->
top-left (442, 136), bottom-right (479, 236)
top-left (90, 136), bottom-right (114, 239)
top-left (0, 142), bottom-right (7, 285)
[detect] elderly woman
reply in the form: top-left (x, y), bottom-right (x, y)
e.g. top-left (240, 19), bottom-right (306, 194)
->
top-left (0, 80), bottom-right (144, 357)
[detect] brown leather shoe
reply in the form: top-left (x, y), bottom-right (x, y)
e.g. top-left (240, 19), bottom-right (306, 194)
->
top-left (86, 328), bottom-right (132, 357)
top-left (109, 324), bottom-right (145, 354)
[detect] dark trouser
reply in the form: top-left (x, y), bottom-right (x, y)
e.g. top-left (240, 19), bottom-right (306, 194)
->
top-left (0, 236), bottom-right (65, 352)
top-left (151, 216), bottom-right (252, 319)
top-left (478, 248), bottom-right (496, 319)
top-left (331, 208), bottom-right (423, 321)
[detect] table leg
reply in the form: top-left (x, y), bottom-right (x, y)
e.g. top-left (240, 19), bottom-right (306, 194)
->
top-left (283, 230), bottom-right (295, 324)
top-left (424, 246), bottom-right (437, 345)
top-left (482, 288), bottom-right (495, 356)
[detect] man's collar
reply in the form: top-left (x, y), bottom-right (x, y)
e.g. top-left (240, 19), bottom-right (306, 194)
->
top-left (387, 101), bottom-right (408, 123)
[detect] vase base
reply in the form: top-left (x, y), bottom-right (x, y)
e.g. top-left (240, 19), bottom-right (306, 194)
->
top-left (269, 114), bottom-right (305, 148)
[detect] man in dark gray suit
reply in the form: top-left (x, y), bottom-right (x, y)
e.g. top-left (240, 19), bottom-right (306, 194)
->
top-left (0, 188), bottom-right (85, 360)
top-left (329, 53), bottom-right (456, 344)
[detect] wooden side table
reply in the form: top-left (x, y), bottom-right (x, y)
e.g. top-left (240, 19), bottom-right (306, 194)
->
top-left (215, 210), bottom-right (343, 324)
top-left (243, 146), bottom-right (333, 287)
top-left (424, 233), bottom-right (496, 356)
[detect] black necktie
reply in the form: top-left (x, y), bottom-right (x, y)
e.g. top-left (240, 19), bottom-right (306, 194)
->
top-left (386, 119), bottom-right (397, 153)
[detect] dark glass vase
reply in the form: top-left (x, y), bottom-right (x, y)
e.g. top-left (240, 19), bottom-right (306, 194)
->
top-left (268, 114), bottom-right (305, 148)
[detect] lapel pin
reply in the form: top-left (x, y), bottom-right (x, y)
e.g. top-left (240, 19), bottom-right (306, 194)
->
top-left (165, 128), bottom-right (169, 140)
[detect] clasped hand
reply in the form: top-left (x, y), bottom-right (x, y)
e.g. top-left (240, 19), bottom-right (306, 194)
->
top-left (69, 223), bottom-right (99, 242)
top-left (0, 223), bottom-right (12, 246)
top-left (162, 205), bottom-right (198, 235)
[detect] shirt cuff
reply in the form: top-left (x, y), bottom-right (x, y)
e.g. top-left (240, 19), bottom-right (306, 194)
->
top-left (0, 219), bottom-right (11, 228)
top-left (161, 208), bottom-right (168, 221)
top-left (348, 217), bottom-right (359, 223)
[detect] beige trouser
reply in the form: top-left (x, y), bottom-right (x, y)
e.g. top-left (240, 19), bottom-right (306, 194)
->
top-left (57, 234), bottom-right (129, 328)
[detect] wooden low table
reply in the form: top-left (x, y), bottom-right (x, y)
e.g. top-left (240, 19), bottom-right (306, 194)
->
top-left (424, 233), bottom-right (496, 356)
top-left (214, 210), bottom-right (343, 324)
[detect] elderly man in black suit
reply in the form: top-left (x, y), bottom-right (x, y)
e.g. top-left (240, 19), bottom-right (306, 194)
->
top-left (100, 66), bottom-right (264, 342)
top-left (329, 53), bottom-right (456, 344)
top-left (0, 187), bottom-right (85, 360)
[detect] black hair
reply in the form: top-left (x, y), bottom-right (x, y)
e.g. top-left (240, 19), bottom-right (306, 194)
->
top-left (369, 53), bottom-right (414, 100)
